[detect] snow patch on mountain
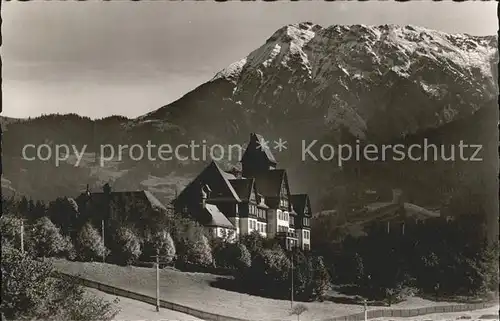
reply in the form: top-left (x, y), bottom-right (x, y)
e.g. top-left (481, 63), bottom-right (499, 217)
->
top-left (213, 57), bottom-right (248, 84)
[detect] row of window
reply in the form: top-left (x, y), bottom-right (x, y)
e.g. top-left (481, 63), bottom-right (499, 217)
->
top-left (250, 220), bottom-right (266, 233)
top-left (303, 230), bottom-right (310, 240)
top-left (257, 222), bottom-right (265, 233)
top-left (278, 211), bottom-right (289, 221)
top-left (303, 217), bottom-right (310, 227)
top-left (249, 205), bottom-right (266, 219)
top-left (278, 225), bottom-right (288, 232)
top-left (280, 198), bottom-right (289, 208)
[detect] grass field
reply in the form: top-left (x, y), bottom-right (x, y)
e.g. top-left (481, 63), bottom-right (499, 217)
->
top-left (53, 259), bottom-right (463, 321)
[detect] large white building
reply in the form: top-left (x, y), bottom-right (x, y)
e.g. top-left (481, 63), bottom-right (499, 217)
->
top-left (173, 133), bottom-right (312, 250)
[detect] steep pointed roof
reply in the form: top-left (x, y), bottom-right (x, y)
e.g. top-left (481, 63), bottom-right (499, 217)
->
top-left (242, 133), bottom-right (277, 165)
top-left (212, 161), bottom-right (241, 202)
top-left (228, 178), bottom-right (254, 201)
top-left (252, 169), bottom-right (286, 197)
top-left (291, 194), bottom-right (308, 215)
top-left (175, 160), bottom-right (241, 204)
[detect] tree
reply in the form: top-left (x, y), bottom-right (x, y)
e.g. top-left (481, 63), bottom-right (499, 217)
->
top-left (110, 227), bottom-right (142, 266)
top-left (311, 256), bottom-right (331, 300)
top-left (290, 304), bottom-right (308, 321)
top-left (141, 229), bottom-right (176, 265)
top-left (187, 233), bottom-right (213, 268)
top-left (239, 230), bottom-right (265, 258)
top-left (174, 219), bottom-right (213, 269)
top-left (47, 197), bottom-right (80, 235)
top-left (242, 247), bottom-right (291, 298)
top-left (213, 241), bottom-right (251, 271)
top-left (75, 223), bottom-right (108, 262)
top-left (30, 217), bottom-right (74, 258)
top-left (1, 245), bottom-right (119, 321)
top-left (154, 230), bottom-right (176, 264)
top-left (0, 214), bottom-right (25, 250)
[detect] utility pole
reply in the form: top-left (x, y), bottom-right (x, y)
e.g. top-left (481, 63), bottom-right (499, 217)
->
top-left (290, 251), bottom-right (294, 309)
top-left (151, 248), bottom-right (164, 312)
top-left (101, 219), bottom-right (105, 262)
top-left (20, 219), bottom-right (24, 254)
top-left (364, 299), bottom-right (368, 321)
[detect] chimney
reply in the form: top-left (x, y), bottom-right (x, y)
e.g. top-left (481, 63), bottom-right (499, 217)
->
top-left (229, 163), bottom-right (243, 179)
top-left (201, 184), bottom-right (211, 209)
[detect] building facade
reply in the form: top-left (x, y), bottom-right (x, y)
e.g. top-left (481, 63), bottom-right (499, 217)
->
top-left (173, 133), bottom-right (312, 250)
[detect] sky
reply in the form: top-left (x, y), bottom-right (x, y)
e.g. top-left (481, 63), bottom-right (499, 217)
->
top-left (2, 1), bottom-right (498, 120)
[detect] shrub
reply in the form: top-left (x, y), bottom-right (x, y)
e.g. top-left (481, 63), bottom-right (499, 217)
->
top-left (240, 230), bottom-right (264, 258)
top-left (1, 245), bottom-right (119, 321)
top-left (175, 221), bottom-right (213, 269)
top-left (187, 233), bottom-right (213, 268)
top-left (75, 223), bottom-right (108, 262)
top-left (213, 241), bottom-right (251, 271)
top-left (111, 227), bottom-right (142, 266)
top-left (242, 247), bottom-right (291, 298)
top-left (234, 242), bottom-right (252, 270)
top-left (30, 217), bottom-right (72, 258)
top-left (143, 230), bottom-right (176, 265)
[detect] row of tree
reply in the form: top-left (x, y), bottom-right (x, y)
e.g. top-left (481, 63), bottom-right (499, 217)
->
top-left (2, 192), bottom-right (331, 303)
top-left (315, 214), bottom-right (499, 302)
top-left (1, 238), bottom-right (119, 321)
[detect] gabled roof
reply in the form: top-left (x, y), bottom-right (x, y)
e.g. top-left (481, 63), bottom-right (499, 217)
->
top-left (291, 194), bottom-right (309, 215)
top-left (212, 161), bottom-right (241, 202)
top-left (252, 169), bottom-right (286, 197)
top-left (175, 160), bottom-right (241, 204)
top-left (205, 204), bottom-right (236, 229)
top-left (242, 133), bottom-right (277, 165)
top-left (228, 178), bottom-right (255, 202)
top-left (88, 190), bottom-right (167, 211)
top-left (253, 133), bottom-right (277, 164)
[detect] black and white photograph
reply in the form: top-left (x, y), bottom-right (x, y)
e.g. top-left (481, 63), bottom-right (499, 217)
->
top-left (1, 1), bottom-right (499, 321)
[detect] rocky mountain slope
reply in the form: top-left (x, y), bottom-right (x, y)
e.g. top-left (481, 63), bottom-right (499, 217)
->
top-left (1, 23), bottom-right (498, 232)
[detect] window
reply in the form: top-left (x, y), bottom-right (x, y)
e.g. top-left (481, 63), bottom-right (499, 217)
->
top-left (303, 217), bottom-right (310, 227)
top-left (290, 216), bottom-right (294, 225)
top-left (284, 212), bottom-right (288, 221)
top-left (280, 198), bottom-right (289, 208)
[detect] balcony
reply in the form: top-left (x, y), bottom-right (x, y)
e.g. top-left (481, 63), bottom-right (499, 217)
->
top-left (276, 231), bottom-right (298, 239)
